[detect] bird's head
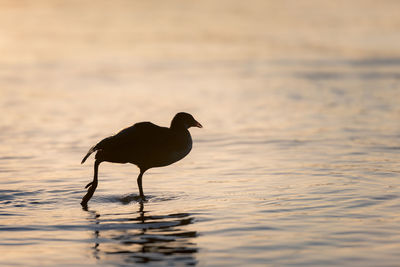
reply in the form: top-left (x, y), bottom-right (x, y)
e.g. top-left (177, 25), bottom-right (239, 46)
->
top-left (170, 112), bottom-right (202, 130)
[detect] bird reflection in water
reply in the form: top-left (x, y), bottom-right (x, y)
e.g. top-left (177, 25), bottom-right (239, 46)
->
top-left (84, 202), bottom-right (198, 265)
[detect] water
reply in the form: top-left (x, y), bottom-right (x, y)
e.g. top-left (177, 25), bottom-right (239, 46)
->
top-left (1, 1), bottom-right (400, 266)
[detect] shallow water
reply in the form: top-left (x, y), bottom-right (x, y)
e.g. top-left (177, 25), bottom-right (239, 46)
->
top-left (1, 1), bottom-right (400, 266)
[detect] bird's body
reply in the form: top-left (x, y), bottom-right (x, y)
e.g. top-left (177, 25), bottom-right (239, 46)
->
top-left (80, 112), bottom-right (202, 207)
top-left (89, 122), bottom-right (193, 168)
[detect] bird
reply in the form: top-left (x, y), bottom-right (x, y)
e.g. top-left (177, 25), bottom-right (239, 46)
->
top-left (80, 112), bottom-right (202, 206)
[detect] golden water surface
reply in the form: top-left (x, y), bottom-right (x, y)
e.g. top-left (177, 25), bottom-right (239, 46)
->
top-left (0, 1), bottom-right (400, 266)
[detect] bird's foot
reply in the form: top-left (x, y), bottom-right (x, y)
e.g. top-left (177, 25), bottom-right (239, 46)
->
top-left (81, 181), bottom-right (98, 207)
top-left (80, 201), bottom-right (88, 210)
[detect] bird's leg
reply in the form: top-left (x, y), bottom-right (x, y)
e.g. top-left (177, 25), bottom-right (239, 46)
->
top-left (81, 160), bottom-right (100, 207)
top-left (137, 170), bottom-right (146, 201)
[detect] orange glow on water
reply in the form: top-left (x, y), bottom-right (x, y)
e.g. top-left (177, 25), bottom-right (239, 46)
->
top-left (1, 0), bottom-right (400, 266)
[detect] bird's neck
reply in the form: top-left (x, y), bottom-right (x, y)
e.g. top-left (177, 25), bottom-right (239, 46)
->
top-left (170, 122), bottom-right (187, 131)
top-left (170, 125), bottom-right (191, 140)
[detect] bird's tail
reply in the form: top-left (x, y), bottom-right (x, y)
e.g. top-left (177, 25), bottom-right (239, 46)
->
top-left (81, 146), bottom-right (96, 164)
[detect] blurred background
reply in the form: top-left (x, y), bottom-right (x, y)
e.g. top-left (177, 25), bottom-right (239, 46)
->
top-left (1, 0), bottom-right (400, 266)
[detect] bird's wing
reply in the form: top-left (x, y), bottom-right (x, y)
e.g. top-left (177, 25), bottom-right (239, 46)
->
top-left (96, 122), bottom-right (174, 152)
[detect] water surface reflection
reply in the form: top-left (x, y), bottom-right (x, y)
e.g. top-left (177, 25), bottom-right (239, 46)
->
top-left (85, 202), bottom-right (198, 265)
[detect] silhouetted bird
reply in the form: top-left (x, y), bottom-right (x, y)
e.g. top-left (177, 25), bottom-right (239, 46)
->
top-left (80, 112), bottom-right (202, 206)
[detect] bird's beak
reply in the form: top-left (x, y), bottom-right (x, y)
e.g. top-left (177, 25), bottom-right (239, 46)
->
top-left (194, 120), bottom-right (203, 128)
